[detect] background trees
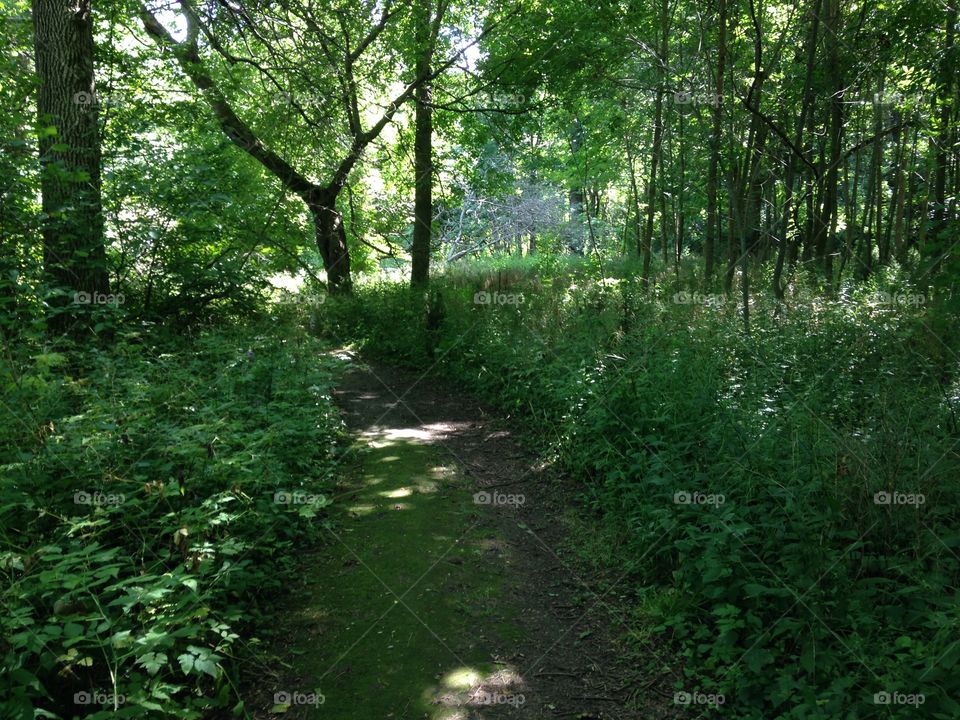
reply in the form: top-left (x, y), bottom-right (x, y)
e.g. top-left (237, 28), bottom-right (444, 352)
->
top-left (5, 0), bottom-right (956, 317)
top-left (3, 1), bottom-right (960, 718)
top-left (137, 0), bottom-right (447, 293)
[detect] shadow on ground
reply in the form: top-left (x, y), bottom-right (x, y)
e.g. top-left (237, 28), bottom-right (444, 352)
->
top-left (257, 354), bottom-right (678, 719)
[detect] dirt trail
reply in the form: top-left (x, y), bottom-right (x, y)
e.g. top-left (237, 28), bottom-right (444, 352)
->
top-left (259, 355), bottom-right (678, 719)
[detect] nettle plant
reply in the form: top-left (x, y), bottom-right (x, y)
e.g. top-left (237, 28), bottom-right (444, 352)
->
top-left (0, 315), bottom-right (345, 718)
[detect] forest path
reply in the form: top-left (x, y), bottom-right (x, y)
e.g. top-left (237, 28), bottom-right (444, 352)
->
top-left (260, 353), bottom-right (676, 719)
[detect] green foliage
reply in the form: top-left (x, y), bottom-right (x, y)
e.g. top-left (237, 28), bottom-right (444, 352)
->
top-left (4, 0), bottom-right (959, 715)
top-left (324, 264), bottom-right (960, 718)
top-left (0, 311), bottom-right (344, 718)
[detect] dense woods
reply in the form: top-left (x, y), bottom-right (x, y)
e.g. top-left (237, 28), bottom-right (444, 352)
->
top-left (2, 0), bottom-right (959, 717)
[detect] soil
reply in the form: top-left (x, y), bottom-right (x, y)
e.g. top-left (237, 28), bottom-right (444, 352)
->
top-left (251, 353), bottom-right (683, 719)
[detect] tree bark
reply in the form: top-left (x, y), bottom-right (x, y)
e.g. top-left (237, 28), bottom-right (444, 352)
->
top-left (817, 0), bottom-right (844, 283)
top-left (676, 104), bottom-right (686, 270)
top-left (33, 0), bottom-right (109, 325)
top-left (704, 0), bottom-right (727, 285)
top-left (932, 0), bottom-right (957, 249)
top-left (772, 0), bottom-right (820, 299)
top-left (886, 110), bottom-right (907, 264)
top-left (411, 0), bottom-right (434, 286)
top-left (568, 117), bottom-right (585, 228)
top-left (625, 129), bottom-right (643, 256)
top-left (308, 188), bottom-right (352, 292)
top-left (641, 0), bottom-right (668, 288)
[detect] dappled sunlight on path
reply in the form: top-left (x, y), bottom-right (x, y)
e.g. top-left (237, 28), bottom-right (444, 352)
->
top-left (271, 363), bottom-right (525, 718)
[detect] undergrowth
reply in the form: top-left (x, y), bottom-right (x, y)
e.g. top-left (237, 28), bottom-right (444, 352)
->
top-left (319, 265), bottom-right (960, 719)
top-left (0, 305), bottom-right (343, 719)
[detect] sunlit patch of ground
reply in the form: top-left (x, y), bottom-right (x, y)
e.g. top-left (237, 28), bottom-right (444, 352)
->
top-left (276, 422), bottom-right (521, 718)
top-left (428, 664), bottom-right (527, 716)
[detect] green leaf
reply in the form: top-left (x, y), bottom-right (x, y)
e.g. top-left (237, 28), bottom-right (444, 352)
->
top-left (177, 652), bottom-right (195, 676)
top-left (63, 622), bottom-right (84, 639)
top-left (137, 652), bottom-right (168, 676)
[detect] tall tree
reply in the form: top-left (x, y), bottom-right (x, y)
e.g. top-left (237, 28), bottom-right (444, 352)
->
top-left (140, 0), bottom-right (458, 293)
top-left (641, 0), bottom-right (669, 288)
top-left (772, 0), bottom-right (819, 298)
top-left (931, 0), bottom-right (957, 246)
top-left (817, 0), bottom-right (845, 281)
top-left (411, 0), bottom-right (447, 286)
top-left (703, 0), bottom-right (727, 284)
top-left (32, 0), bottom-right (109, 323)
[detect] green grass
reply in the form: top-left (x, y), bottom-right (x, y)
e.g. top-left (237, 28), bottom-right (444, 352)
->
top-left (275, 424), bottom-right (521, 718)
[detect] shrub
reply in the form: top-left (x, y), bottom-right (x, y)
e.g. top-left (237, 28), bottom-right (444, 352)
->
top-left (0, 310), bottom-right (344, 718)
top-left (324, 265), bottom-right (960, 718)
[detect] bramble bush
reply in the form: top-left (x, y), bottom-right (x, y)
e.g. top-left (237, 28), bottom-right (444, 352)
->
top-left (0, 306), bottom-right (343, 719)
top-left (321, 262), bottom-right (960, 719)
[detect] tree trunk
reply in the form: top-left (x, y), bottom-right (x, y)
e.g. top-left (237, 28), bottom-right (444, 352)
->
top-left (33, 0), bottom-right (109, 325)
top-left (726, 0), bottom-right (765, 320)
top-left (818, 0), bottom-right (844, 284)
top-left (625, 131), bottom-right (643, 256)
top-left (724, 195), bottom-right (737, 293)
top-left (932, 0), bottom-right (957, 252)
top-left (873, 79), bottom-right (887, 267)
top-left (568, 118), bottom-right (585, 218)
top-left (887, 111), bottom-right (907, 264)
top-left (676, 104), bottom-right (686, 270)
top-left (642, 0), bottom-right (669, 288)
top-left (773, 0), bottom-right (820, 299)
top-left (843, 121), bottom-right (863, 278)
top-left (309, 189), bottom-right (352, 293)
top-left (704, 0), bottom-right (727, 285)
top-left (858, 125), bottom-right (878, 280)
top-left (411, 0), bottom-right (433, 286)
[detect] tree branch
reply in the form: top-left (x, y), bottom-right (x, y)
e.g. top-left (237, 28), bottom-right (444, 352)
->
top-left (139, 1), bottom-right (318, 198)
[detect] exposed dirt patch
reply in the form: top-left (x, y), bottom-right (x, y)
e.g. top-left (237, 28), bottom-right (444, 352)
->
top-left (252, 353), bottom-right (682, 719)
top-left (331, 356), bottom-right (681, 718)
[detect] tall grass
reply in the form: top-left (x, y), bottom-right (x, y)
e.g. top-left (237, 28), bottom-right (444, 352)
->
top-left (321, 261), bottom-right (960, 718)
